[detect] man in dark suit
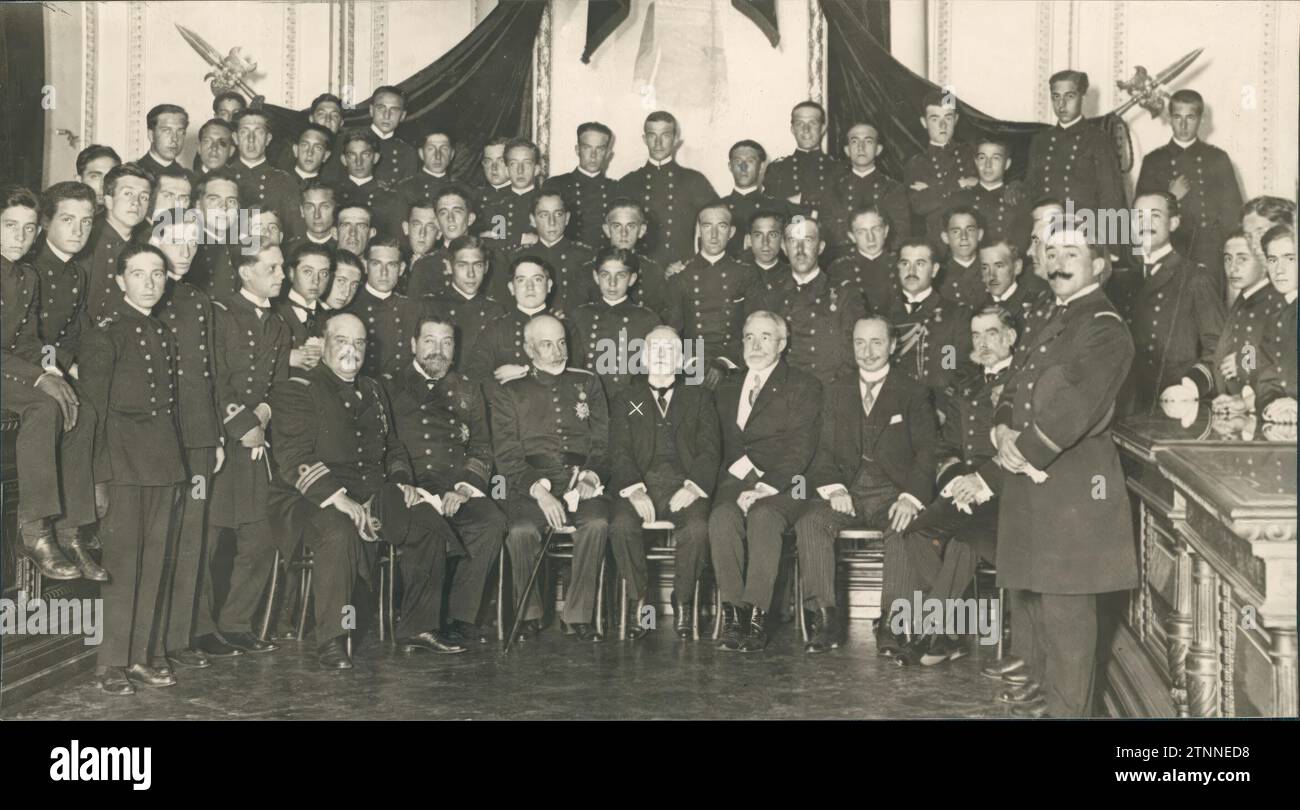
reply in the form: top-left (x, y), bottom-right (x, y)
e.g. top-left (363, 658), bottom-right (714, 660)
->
top-left (284, 178), bottom-right (338, 256)
top-left (463, 256), bottom-right (568, 390)
top-left (936, 207), bottom-right (987, 308)
top-left (794, 316), bottom-right (935, 655)
top-left (1259, 225), bottom-right (1297, 421)
top-left (742, 209), bottom-right (790, 281)
top-left (512, 191), bottom-right (597, 313)
top-left (75, 144), bottom-right (121, 209)
top-left (365, 86), bottom-right (421, 189)
top-left (968, 138), bottom-right (1031, 246)
top-left (384, 316), bottom-right (505, 645)
top-left (601, 198), bottom-right (671, 317)
top-left (270, 313), bottom-right (466, 669)
top-left (136, 104), bottom-right (188, 178)
top-left (480, 138), bottom-right (541, 249)
top-left (280, 125), bottom-right (335, 241)
top-left (991, 225), bottom-right (1136, 718)
top-left (608, 325), bottom-right (720, 638)
top-left (709, 311), bottom-right (822, 652)
top-left (79, 244), bottom-right (188, 694)
top-left (1, 185), bottom-right (96, 581)
top-left (490, 315), bottom-right (611, 642)
top-left (544, 122), bottom-right (618, 247)
top-left (392, 130), bottom-right (455, 215)
top-left (337, 130), bottom-right (404, 237)
top-left (228, 109), bottom-right (300, 231)
top-left (1127, 191), bottom-right (1225, 415)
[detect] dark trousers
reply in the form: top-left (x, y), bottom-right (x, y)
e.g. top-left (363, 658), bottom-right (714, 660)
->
top-left (160, 447), bottom-right (215, 652)
top-left (901, 495), bottom-right (998, 611)
top-left (99, 483), bottom-right (176, 668)
top-left (196, 517), bottom-right (276, 638)
top-left (709, 480), bottom-right (805, 611)
top-left (505, 495), bottom-right (609, 624)
top-left (609, 487), bottom-right (710, 602)
top-left (444, 497), bottom-right (507, 625)
top-left (0, 380), bottom-right (96, 527)
top-left (1022, 591), bottom-right (1097, 717)
top-left (794, 489), bottom-right (897, 611)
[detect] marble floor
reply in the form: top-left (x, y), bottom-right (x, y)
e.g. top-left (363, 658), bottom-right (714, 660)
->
top-left (3, 620), bottom-right (1016, 720)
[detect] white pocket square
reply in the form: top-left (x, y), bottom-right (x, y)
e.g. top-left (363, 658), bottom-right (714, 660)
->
top-left (889, 413), bottom-right (903, 425)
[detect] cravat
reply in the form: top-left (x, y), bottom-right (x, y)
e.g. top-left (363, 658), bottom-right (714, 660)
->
top-left (861, 384), bottom-right (875, 417)
top-left (747, 379), bottom-right (761, 406)
top-left (651, 383), bottom-right (673, 416)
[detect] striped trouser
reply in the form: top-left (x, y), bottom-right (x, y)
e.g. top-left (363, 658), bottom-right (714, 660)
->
top-left (793, 496), bottom-right (896, 612)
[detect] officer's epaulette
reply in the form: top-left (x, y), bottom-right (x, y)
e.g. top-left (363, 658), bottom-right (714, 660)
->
top-left (95, 314), bottom-right (116, 329)
top-left (212, 300), bottom-right (228, 310)
top-left (289, 376), bottom-right (311, 385)
top-left (1094, 311), bottom-right (1123, 322)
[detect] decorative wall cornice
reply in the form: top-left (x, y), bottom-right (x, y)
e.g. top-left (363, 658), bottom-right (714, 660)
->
top-left (371, 0), bottom-right (388, 90)
top-left (808, 0), bottom-right (826, 103)
top-left (1259, 0), bottom-right (1278, 192)
top-left (127, 1), bottom-right (146, 156)
top-left (1035, 1), bottom-right (1053, 121)
top-left (82, 2), bottom-right (97, 145)
top-left (933, 0), bottom-right (952, 91)
top-left (283, 3), bottom-right (298, 107)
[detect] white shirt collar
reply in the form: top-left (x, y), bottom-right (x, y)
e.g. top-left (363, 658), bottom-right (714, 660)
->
top-left (452, 284), bottom-right (477, 300)
top-left (700, 251), bottom-right (726, 265)
top-left (755, 259), bottom-right (779, 271)
top-left (928, 140), bottom-right (951, 148)
top-left (1241, 278), bottom-right (1270, 299)
top-left (511, 184), bottom-right (536, 195)
top-left (491, 181), bottom-right (510, 190)
top-left (294, 167), bottom-right (318, 180)
top-left (148, 151), bottom-right (175, 167)
top-left (744, 362), bottom-right (776, 385)
top-left (539, 235), bottom-right (564, 248)
top-left (792, 268), bottom-right (822, 286)
top-left (979, 181), bottom-right (1004, 191)
top-left (859, 365), bottom-right (890, 385)
top-left (577, 167), bottom-right (603, 179)
top-left (421, 168), bottom-right (447, 179)
top-left (1143, 242), bottom-right (1174, 267)
top-left (1057, 282), bottom-right (1100, 306)
top-left (364, 283), bottom-right (392, 300)
top-left (602, 295), bottom-right (628, 306)
top-left (1286, 290), bottom-right (1298, 304)
top-left (857, 248), bottom-right (883, 261)
top-left (985, 355), bottom-right (1013, 375)
top-left (47, 243), bottom-right (74, 263)
top-left (852, 166), bottom-right (877, 178)
top-left (370, 124), bottom-right (395, 141)
top-left (518, 302), bottom-right (547, 316)
top-left (239, 156), bottom-right (267, 170)
top-left (1172, 136), bottom-right (1199, 149)
top-left (348, 175), bottom-right (374, 186)
top-left (733, 185), bottom-right (758, 196)
top-left (648, 156), bottom-right (674, 168)
top-left (1058, 116), bottom-right (1083, 129)
top-left (240, 288), bottom-right (271, 308)
top-left (951, 256), bottom-right (976, 269)
top-left (992, 281), bottom-right (1019, 302)
top-left (307, 231), bottom-right (333, 244)
top-left (288, 289), bottom-right (317, 311)
top-left (904, 286), bottom-right (933, 305)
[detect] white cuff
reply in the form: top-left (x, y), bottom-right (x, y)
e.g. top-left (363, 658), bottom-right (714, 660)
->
top-left (753, 481), bottom-right (779, 497)
top-left (529, 479), bottom-right (552, 499)
top-left (936, 458), bottom-right (960, 480)
top-left (817, 484), bottom-right (849, 500)
top-left (619, 482), bottom-right (648, 499)
top-left (898, 492), bottom-right (924, 512)
top-left (727, 454), bottom-right (761, 480)
top-left (578, 470), bottom-right (602, 493)
top-left (683, 480), bottom-right (708, 499)
top-left (454, 482), bottom-right (485, 498)
top-left (321, 488), bottom-right (348, 509)
top-left (35, 367), bottom-right (63, 384)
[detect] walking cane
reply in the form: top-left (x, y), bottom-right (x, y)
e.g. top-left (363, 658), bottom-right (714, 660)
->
top-left (503, 465), bottom-right (581, 653)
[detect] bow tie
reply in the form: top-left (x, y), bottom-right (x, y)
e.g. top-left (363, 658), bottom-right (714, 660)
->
top-left (985, 370), bottom-right (1002, 383)
top-left (290, 301), bottom-right (316, 313)
top-left (650, 383), bottom-right (676, 395)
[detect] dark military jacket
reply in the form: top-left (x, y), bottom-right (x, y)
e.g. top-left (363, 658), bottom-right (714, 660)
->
top-left (462, 305), bottom-right (568, 387)
top-left (371, 132), bottom-right (421, 190)
top-left (272, 295), bottom-right (324, 351)
top-left (212, 292), bottom-right (292, 445)
top-left (338, 176), bottom-right (404, 236)
top-left (628, 252), bottom-right (669, 319)
top-left (425, 286), bottom-right (507, 372)
top-left (1120, 249), bottom-right (1225, 415)
top-left (743, 256), bottom-right (792, 287)
top-left (937, 360), bottom-right (1011, 488)
top-left (269, 361), bottom-right (411, 506)
top-left (159, 277), bottom-right (220, 449)
top-left (762, 148), bottom-right (847, 221)
top-left (190, 239), bottom-right (244, 303)
top-left (903, 141), bottom-right (976, 242)
top-left (1, 256), bottom-right (48, 387)
top-left (570, 298), bottom-right (661, 395)
top-left (1257, 297), bottom-right (1298, 410)
top-left (992, 286), bottom-right (1136, 594)
top-left (345, 286), bottom-right (428, 378)
top-left (393, 170), bottom-right (453, 210)
top-left (663, 254), bottom-right (764, 371)
top-left (228, 157), bottom-right (301, 227)
top-left (478, 185), bottom-right (539, 248)
top-left (978, 273), bottom-right (1052, 330)
top-left (886, 288), bottom-right (972, 414)
top-left (828, 250), bottom-right (896, 314)
top-left (79, 214), bottom-right (141, 322)
top-left (544, 169), bottom-right (618, 247)
top-left (1137, 139), bottom-right (1244, 278)
top-left (384, 363), bottom-right (493, 494)
top-left (513, 237), bottom-right (597, 315)
top-left (32, 243), bottom-right (89, 373)
top-left (935, 257), bottom-right (986, 309)
top-left (490, 366), bottom-right (610, 496)
top-left (720, 188), bottom-right (792, 257)
top-left (615, 160), bottom-right (717, 266)
top-left (1205, 281), bottom-right (1287, 397)
top-left (826, 168), bottom-right (909, 249)
top-left (78, 301), bottom-right (186, 486)
top-left (757, 270), bottom-right (868, 387)
top-left (968, 181), bottom-right (1032, 247)
top-left (1025, 119), bottom-right (1126, 216)
top-left (136, 152), bottom-right (175, 178)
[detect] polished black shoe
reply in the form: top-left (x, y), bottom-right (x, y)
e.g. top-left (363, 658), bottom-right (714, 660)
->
top-left (672, 591), bottom-right (694, 639)
top-left (193, 634), bottom-right (243, 658)
top-left (126, 662), bottom-right (177, 688)
top-left (19, 522), bottom-right (81, 580)
top-left (223, 631), bottom-right (279, 654)
top-left (1009, 702), bottom-right (1050, 719)
top-left (58, 533), bottom-right (110, 582)
top-left (997, 682), bottom-right (1043, 704)
top-left (98, 667), bottom-right (136, 696)
top-left (318, 636), bottom-right (353, 670)
top-left (716, 602), bottom-right (745, 651)
top-left (919, 634), bottom-right (968, 666)
top-left (147, 660), bottom-right (175, 680)
top-left (445, 621), bottom-right (488, 645)
top-left (981, 656), bottom-right (1025, 680)
top-left (739, 607), bottom-right (768, 653)
top-left (569, 623), bottom-right (602, 643)
top-left (515, 619), bottom-right (542, 641)
top-left (398, 631), bottom-right (468, 654)
top-left (1003, 668), bottom-right (1031, 685)
top-left (167, 648), bottom-right (210, 669)
top-left (805, 606), bottom-right (840, 654)
top-left (875, 624), bottom-right (908, 658)
top-left (268, 627), bottom-right (300, 642)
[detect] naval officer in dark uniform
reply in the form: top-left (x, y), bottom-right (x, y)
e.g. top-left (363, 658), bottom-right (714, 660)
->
top-left (422, 235), bottom-right (507, 374)
top-left (904, 91), bottom-right (977, 244)
top-left (762, 101), bottom-right (846, 222)
top-left (1024, 71), bottom-right (1126, 219)
top-left (544, 122), bottom-right (618, 247)
top-left (570, 247), bottom-right (661, 405)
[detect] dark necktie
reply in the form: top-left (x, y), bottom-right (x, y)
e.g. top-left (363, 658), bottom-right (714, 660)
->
top-left (651, 383), bottom-right (674, 416)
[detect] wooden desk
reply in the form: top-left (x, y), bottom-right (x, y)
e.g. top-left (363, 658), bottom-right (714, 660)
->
top-left (1108, 411), bottom-right (1296, 717)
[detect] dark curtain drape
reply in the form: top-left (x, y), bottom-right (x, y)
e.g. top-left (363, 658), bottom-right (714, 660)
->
top-left (731, 1), bottom-right (780, 47)
top-left (583, 0), bottom-right (631, 63)
top-left (0, 4), bottom-right (45, 190)
top-left (262, 0), bottom-right (545, 182)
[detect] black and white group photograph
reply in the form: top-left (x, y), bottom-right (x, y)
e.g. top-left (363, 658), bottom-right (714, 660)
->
top-left (0, 0), bottom-right (1296, 757)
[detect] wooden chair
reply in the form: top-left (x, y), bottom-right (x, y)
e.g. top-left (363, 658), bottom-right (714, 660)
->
top-left (612, 520), bottom-right (708, 641)
top-left (795, 528), bottom-right (886, 644)
top-left (496, 526), bottom-right (609, 638)
top-left (972, 559), bottom-right (1007, 659)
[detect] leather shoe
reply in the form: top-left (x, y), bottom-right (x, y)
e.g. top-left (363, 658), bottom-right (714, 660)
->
top-left (167, 648), bottom-right (210, 669)
top-left (318, 636), bottom-right (353, 669)
top-left (445, 621), bottom-right (488, 645)
top-left (19, 521), bottom-right (81, 580)
top-left (981, 656), bottom-right (1025, 680)
top-left (98, 667), bottom-right (135, 696)
top-left (223, 631), bottom-right (279, 654)
top-left (919, 634), bottom-right (968, 666)
top-left (58, 532), bottom-right (110, 582)
top-left (875, 626), bottom-right (908, 658)
top-left (1010, 702), bottom-right (1050, 719)
top-left (997, 682), bottom-right (1043, 704)
top-left (515, 619), bottom-right (541, 641)
top-left (398, 631), bottom-right (468, 654)
top-left (1002, 668), bottom-right (1031, 685)
top-left (126, 662), bottom-right (177, 688)
top-left (193, 634), bottom-right (243, 658)
top-left (738, 607), bottom-right (768, 652)
top-left (147, 660), bottom-right (175, 679)
top-left (805, 606), bottom-right (840, 654)
top-left (672, 591), bottom-right (694, 639)
top-left (717, 602), bottom-right (746, 651)
top-left (569, 623), bottom-right (602, 643)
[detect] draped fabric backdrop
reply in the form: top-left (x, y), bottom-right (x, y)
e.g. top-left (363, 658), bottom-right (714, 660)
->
top-left (0, 4), bottom-right (45, 191)
top-left (822, 0), bottom-right (1126, 182)
top-left (262, 0), bottom-right (545, 185)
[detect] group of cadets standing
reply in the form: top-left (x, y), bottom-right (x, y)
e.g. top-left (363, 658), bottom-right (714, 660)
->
top-left (1, 70), bottom-right (1296, 718)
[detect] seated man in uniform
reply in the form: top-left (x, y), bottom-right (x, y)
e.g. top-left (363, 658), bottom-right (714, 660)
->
top-left (1258, 225), bottom-right (1297, 423)
top-left (608, 325), bottom-right (719, 639)
top-left (490, 315), bottom-right (611, 642)
top-left (977, 238), bottom-right (1050, 324)
top-left (269, 312), bottom-right (467, 670)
